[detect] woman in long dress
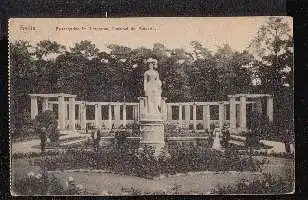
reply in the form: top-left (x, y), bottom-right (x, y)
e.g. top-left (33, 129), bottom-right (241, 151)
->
top-left (212, 126), bottom-right (222, 150)
top-left (144, 59), bottom-right (162, 114)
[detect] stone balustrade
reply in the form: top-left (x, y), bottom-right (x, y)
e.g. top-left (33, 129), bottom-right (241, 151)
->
top-left (28, 93), bottom-right (274, 134)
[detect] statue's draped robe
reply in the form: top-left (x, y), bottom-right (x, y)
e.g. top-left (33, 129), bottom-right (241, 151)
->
top-left (144, 69), bottom-right (162, 115)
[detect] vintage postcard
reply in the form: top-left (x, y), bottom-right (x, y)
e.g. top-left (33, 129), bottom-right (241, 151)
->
top-left (9, 17), bottom-right (294, 195)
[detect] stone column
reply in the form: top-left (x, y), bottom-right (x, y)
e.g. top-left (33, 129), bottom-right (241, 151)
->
top-left (185, 104), bottom-right (190, 129)
top-left (138, 97), bottom-right (145, 120)
top-left (256, 98), bottom-right (263, 114)
top-left (167, 104), bottom-right (172, 120)
top-left (80, 102), bottom-right (86, 130)
top-left (193, 104), bottom-right (197, 130)
top-left (136, 105), bottom-right (140, 121)
top-left (178, 104), bottom-right (182, 128)
top-left (133, 106), bottom-right (137, 121)
top-left (229, 97), bottom-right (236, 133)
top-left (185, 105), bottom-right (190, 121)
top-left (108, 104), bottom-right (112, 129)
top-left (42, 97), bottom-right (49, 112)
top-left (114, 104), bottom-right (121, 128)
top-left (123, 104), bottom-right (127, 127)
top-left (267, 96), bottom-right (274, 122)
top-left (48, 103), bottom-right (53, 111)
top-left (203, 104), bottom-right (210, 131)
top-left (58, 95), bottom-right (65, 130)
top-left (68, 97), bottom-right (76, 131)
top-left (30, 96), bottom-right (38, 120)
top-left (95, 104), bottom-right (101, 129)
top-left (239, 96), bottom-right (247, 132)
top-left (218, 102), bottom-right (225, 129)
top-left (161, 97), bottom-right (168, 121)
top-left (253, 98), bottom-right (263, 114)
top-left (64, 103), bottom-right (68, 122)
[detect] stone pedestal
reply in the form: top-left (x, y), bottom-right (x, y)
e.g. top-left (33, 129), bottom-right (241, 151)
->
top-left (139, 104), bottom-right (165, 157)
top-left (140, 118), bottom-right (165, 156)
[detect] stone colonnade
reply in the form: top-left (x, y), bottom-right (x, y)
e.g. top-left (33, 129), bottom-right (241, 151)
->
top-left (29, 93), bottom-right (139, 131)
top-left (228, 94), bottom-right (273, 133)
top-left (165, 101), bottom-right (246, 132)
top-left (29, 93), bottom-right (273, 133)
top-left (30, 93), bottom-right (77, 130)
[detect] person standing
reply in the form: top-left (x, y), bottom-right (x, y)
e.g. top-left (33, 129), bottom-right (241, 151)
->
top-left (283, 129), bottom-right (291, 154)
top-left (212, 125), bottom-right (222, 151)
top-left (222, 125), bottom-right (231, 148)
top-left (40, 127), bottom-right (47, 153)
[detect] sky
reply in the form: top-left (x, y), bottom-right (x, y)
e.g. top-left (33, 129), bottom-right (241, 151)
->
top-left (9, 17), bottom-right (292, 53)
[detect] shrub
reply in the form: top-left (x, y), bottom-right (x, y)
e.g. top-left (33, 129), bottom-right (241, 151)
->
top-left (196, 123), bottom-right (204, 130)
top-left (33, 110), bottom-right (57, 128)
top-left (246, 112), bottom-right (283, 141)
top-left (131, 122), bottom-right (141, 136)
top-left (42, 142), bottom-right (262, 178)
top-left (118, 124), bottom-right (125, 129)
top-left (33, 110), bottom-right (60, 144)
top-left (124, 122), bottom-right (141, 136)
top-left (211, 173), bottom-right (294, 194)
top-left (12, 171), bottom-right (48, 195)
top-left (86, 123), bottom-right (95, 130)
top-left (114, 130), bottom-right (127, 144)
top-left (12, 125), bottom-right (37, 142)
top-left (11, 150), bottom-right (61, 159)
top-left (12, 171), bottom-right (86, 195)
top-left (245, 130), bottom-right (260, 147)
top-left (210, 123), bottom-right (216, 131)
top-left (131, 146), bottom-right (160, 177)
top-left (49, 127), bottom-right (60, 144)
top-left (165, 123), bottom-right (179, 133)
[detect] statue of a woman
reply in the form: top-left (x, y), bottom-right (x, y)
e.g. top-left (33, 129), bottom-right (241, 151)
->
top-left (144, 58), bottom-right (162, 114)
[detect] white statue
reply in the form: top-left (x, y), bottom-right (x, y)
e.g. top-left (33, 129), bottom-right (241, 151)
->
top-left (144, 58), bottom-right (162, 115)
top-left (212, 126), bottom-right (222, 151)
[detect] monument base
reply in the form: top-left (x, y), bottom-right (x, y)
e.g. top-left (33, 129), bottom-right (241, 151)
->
top-left (140, 119), bottom-right (165, 157)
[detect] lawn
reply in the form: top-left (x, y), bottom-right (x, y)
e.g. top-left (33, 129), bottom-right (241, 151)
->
top-left (51, 170), bottom-right (264, 195)
top-left (11, 155), bottom-right (294, 195)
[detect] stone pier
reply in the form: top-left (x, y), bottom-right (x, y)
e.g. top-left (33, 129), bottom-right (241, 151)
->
top-left (228, 94), bottom-right (274, 133)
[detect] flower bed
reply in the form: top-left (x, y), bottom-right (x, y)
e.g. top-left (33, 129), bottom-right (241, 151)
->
top-left (12, 171), bottom-right (93, 195)
top-left (211, 173), bottom-right (294, 194)
top-left (11, 150), bottom-right (62, 159)
top-left (40, 142), bottom-right (264, 178)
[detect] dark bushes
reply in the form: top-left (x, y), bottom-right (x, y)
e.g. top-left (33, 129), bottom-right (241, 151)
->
top-left (12, 172), bottom-right (86, 195)
top-left (33, 110), bottom-right (60, 144)
top-left (212, 173), bottom-right (294, 194)
top-left (42, 143), bottom-right (262, 178)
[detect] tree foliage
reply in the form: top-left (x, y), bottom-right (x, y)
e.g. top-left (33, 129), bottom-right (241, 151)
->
top-left (10, 17), bottom-right (293, 134)
top-left (248, 17), bottom-right (293, 130)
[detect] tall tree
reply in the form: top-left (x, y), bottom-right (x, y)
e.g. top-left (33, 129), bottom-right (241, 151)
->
top-left (33, 40), bottom-right (66, 93)
top-left (10, 41), bottom-right (35, 131)
top-left (249, 17), bottom-right (293, 94)
top-left (248, 17), bottom-right (293, 130)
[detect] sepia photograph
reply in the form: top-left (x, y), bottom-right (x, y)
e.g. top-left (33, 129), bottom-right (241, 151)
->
top-left (9, 17), bottom-right (294, 195)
